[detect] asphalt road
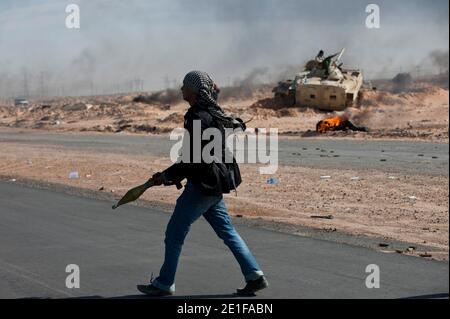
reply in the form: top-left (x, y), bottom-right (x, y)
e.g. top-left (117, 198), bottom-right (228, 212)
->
top-left (0, 181), bottom-right (448, 299)
top-left (0, 130), bottom-right (448, 175)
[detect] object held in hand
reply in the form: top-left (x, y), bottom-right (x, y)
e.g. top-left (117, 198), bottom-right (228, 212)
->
top-left (111, 176), bottom-right (183, 210)
top-left (112, 178), bottom-right (154, 210)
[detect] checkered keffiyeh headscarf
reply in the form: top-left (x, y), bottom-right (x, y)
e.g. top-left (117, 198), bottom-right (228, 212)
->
top-left (183, 71), bottom-right (246, 131)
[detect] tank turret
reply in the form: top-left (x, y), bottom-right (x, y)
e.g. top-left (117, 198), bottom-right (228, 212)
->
top-left (272, 48), bottom-right (363, 110)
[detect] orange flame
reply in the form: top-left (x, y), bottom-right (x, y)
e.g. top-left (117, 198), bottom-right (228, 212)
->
top-left (316, 117), bottom-right (345, 133)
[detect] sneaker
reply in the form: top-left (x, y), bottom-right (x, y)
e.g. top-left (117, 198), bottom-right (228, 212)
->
top-left (236, 275), bottom-right (269, 296)
top-left (137, 283), bottom-right (173, 297)
top-left (137, 273), bottom-right (173, 297)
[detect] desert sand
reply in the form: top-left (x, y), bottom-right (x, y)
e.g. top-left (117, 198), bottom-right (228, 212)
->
top-left (1, 80), bottom-right (448, 142)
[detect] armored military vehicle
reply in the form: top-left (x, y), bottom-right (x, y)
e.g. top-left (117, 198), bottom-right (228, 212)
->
top-left (273, 48), bottom-right (364, 111)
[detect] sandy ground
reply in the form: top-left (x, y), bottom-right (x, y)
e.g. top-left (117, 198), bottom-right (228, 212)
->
top-left (0, 140), bottom-right (448, 260)
top-left (1, 81), bottom-right (448, 142)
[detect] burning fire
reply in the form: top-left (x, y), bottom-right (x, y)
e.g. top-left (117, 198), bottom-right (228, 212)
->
top-left (316, 117), bottom-right (345, 133)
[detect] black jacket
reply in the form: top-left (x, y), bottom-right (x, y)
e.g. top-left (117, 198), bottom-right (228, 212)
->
top-left (163, 105), bottom-right (242, 196)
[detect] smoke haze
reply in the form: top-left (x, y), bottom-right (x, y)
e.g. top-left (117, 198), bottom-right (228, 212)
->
top-left (0, 0), bottom-right (448, 97)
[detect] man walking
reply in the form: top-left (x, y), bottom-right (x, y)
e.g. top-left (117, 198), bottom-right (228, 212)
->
top-left (137, 71), bottom-right (268, 297)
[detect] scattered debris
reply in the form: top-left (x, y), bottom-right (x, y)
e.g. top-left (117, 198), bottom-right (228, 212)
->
top-left (407, 196), bottom-right (418, 200)
top-left (320, 176), bottom-right (331, 180)
top-left (62, 103), bottom-right (88, 111)
top-left (69, 171), bottom-right (80, 179)
top-left (350, 176), bottom-right (361, 181)
top-left (267, 177), bottom-right (279, 185)
top-left (406, 246), bottom-right (416, 253)
top-left (116, 124), bottom-right (132, 132)
top-left (310, 215), bottom-right (334, 220)
top-left (419, 253), bottom-right (432, 258)
top-left (98, 186), bottom-right (105, 191)
top-left (9, 178), bottom-right (16, 182)
top-left (134, 124), bottom-right (162, 133)
top-left (92, 124), bottom-right (114, 132)
top-left (380, 250), bottom-right (396, 254)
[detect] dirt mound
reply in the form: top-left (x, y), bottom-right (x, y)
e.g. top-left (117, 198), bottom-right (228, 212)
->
top-left (361, 86), bottom-right (445, 108)
top-left (251, 95), bottom-right (297, 110)
top-left (251, 97), bottom-right (280, 109)
top-left (157, 112), bottom-right (184, 124)
top-left (62, 102), bottom-right (92, 111)
top-left (133, 89), bottom-right (181, 106)
top-left (361, 91), bottom-right (406, 107)
top-left (132, 124), bottom-right (171, 133)
top-left (84, 122), bottom-right (172, 134)
top-left (219, 84), bottom-right (272, 102)
top-left (276, 108), bottom-right (298, 117)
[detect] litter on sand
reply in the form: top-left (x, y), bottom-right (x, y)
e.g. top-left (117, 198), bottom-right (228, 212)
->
top-left (69, 171), bottom-right (80, 179)
top-left (310, 215), bottom-right (334, 220)
top-left (266, 177), bottom-right (279, 185)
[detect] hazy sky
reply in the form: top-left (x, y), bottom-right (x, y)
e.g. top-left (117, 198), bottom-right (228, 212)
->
top-left (0, 0), bottom-right (448, 96)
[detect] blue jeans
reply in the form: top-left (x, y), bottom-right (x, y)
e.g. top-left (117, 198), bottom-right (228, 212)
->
top-left (152, 181), bottom-right (264, 292)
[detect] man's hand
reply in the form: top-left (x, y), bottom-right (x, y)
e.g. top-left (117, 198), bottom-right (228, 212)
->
top-left (152, 172), bottom-right (166, 186)
top-left (152, 172), bottom-right (183, 189)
